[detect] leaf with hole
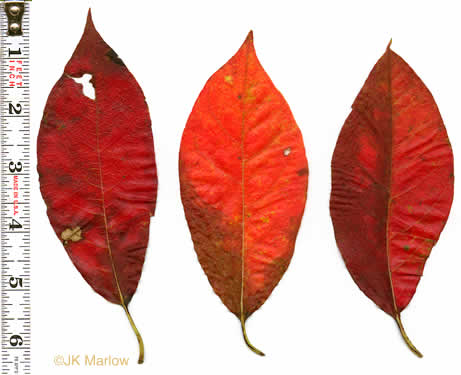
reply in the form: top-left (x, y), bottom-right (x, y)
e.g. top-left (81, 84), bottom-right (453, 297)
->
top-left (179, 32), bottom-right (308, 355)
top-left (330, 42), bottom-right (454, 357)
top-left (37, 10), bottom-right (157, 363)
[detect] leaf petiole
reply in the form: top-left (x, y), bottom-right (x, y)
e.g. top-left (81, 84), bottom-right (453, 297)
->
top-left (240, 315), bottom-right (265, 356)
top-left (395, 314), bottom-right (422, 358)
top-left (122, 306), bottom-right (145, 364)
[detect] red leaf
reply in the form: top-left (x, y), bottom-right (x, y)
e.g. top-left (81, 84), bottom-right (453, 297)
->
top-left (330, 42), bottom-right (454, 357)
top-left (37, 10), bottom-right (157, 363)
top-left (179, 32), bottom-right (308, 355)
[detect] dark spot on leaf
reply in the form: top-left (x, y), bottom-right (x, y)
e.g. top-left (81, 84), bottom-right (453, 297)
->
top-left (106, 48), bottom-right (125, 66)
top-left (124, 295), bottom-right (132, 305)
top-left (297, 167), bottom-right (308, 176)
top-left (56, 174), bottom-right (73, 185)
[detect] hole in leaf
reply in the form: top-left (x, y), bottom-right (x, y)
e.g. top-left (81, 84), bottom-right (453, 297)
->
top-left (283, 147), bottom-right (291, 156)
top-left (70, 73), bottom-right (95, 100)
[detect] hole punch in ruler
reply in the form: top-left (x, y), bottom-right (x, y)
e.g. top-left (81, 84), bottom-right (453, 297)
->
top-left (0, 1), bottom-right (31, 374)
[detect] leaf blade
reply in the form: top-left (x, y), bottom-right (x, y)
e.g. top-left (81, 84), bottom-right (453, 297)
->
top-left (37, 10), bottom-right (156, 363)
top-left (179, 32), bottom-right (308, 354)
top-left (330, 44), bottom-right (454, 356)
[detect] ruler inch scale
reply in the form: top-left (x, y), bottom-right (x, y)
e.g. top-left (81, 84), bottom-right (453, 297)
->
top-left (1, 1), bottom-right (30, 374)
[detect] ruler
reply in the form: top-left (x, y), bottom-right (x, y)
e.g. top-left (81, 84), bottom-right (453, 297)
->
top-left (0, 1), bottom-right (30, 374)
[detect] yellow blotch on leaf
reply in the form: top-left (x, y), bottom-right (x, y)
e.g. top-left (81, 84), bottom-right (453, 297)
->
top-left (244, 86), bottom-right (256, 103)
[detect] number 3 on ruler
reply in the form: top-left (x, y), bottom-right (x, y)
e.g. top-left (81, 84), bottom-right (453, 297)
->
top-left (9, 161), bottom-right (22, 172)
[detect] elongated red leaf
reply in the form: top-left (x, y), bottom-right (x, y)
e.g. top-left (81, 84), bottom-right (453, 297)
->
top-left (37, 10), bottom-right (157, 363)
top-left (330, 42), bottom-right (454, 357)
top-left (179, 32), bottom-right (308, 355)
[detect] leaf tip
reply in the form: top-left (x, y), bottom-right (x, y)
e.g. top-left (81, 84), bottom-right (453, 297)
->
top-left (85, 8), bottom-right (96, 32)
top-left (245, 30), bottom-right (254, 46)
top-left (387, 38), bottom-right (393, 51)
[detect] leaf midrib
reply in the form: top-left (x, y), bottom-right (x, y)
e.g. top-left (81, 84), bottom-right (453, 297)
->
top-left (94, 99), bottom-right (128, 309)
top-left (239, 41), bottom-right (250, 322)
top-left (384, 48), bottom-right (399, 317)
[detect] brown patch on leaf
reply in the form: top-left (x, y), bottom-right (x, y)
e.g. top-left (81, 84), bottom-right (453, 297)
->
top-left (61, 226), bottom-right (83, 243)
top-left (179, 168), bottom-right (242, 316)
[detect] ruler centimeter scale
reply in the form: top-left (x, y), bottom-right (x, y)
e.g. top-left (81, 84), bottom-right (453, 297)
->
top-left (0, 1), bottom-right (30, 374)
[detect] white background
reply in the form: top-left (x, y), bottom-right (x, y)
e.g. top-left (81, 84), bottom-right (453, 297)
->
top-left (31, 0), bottom-right (461, 373)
